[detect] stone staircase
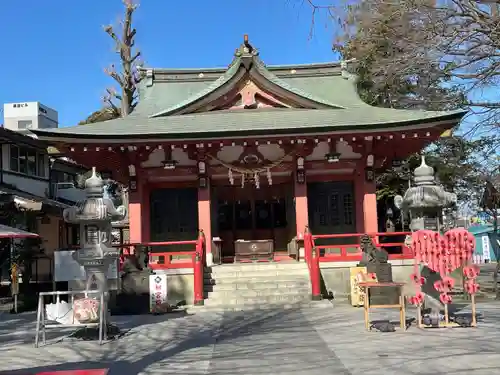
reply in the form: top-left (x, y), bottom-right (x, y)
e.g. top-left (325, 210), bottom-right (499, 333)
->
top-left (195, 262), bottom-right (315, 311)
top-left (475, 263), bottom-right (500, 299)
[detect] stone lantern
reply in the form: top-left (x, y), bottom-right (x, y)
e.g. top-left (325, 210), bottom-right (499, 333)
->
top-left (394, 156), bottom-right (457, 315)
top-left (395, 156), bottom-right (456, 233)
top-left (63, 167), bottom-right (127, 298)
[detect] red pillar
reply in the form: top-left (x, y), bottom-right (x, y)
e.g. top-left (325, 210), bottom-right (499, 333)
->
top-left (197, 184), bottom-right (212, 256)
top-left (129, 182), bottom-right (143, 245)
top-left (355, 167), bottom-right (378, 234)
top-left (193, 231), bottom-right (205, 306)
top-left (294, 178), bottom-right (309, 238)
top-left (363, 180), bottom-right (378, 234)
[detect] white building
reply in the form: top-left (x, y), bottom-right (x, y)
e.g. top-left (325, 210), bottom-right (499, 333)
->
top-left (2, 101), bottom-right (58, 131)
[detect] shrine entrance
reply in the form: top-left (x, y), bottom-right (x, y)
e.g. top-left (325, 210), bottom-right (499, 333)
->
top-left (307, 181), bottom-right (357, 255)
top-left (214, 182), bottom-right (294, 262)
top-left (150, 188), bottom-right (199, 247)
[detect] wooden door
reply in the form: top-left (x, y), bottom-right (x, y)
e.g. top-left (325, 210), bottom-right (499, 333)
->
top-left (215, 184), bottom-right (290, 258)
top-left (307, 181), bottom-right (356, 240)
top-left (150, 188), bottom-right (198, 250)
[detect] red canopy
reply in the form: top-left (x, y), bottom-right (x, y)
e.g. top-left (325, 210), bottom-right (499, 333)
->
top-left (0, 224), bottom-right (39, 239)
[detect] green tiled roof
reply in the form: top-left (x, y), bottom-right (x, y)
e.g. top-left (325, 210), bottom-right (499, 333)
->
top-left (33, 107), bottom-right (465, 140)
top-left (149, 55), bottom-right (345, 117)
top-left (149, 62), bottom-right (243, 117)
top-left (32, 39), bottom-right (467, 140)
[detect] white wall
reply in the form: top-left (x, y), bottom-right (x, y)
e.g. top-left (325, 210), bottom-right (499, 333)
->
top-left (3, 102), bottom-right (58, 130)
top-left (1, 144), bottom-right (50, 197)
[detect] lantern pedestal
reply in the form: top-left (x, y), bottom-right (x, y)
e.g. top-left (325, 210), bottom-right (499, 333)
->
top-left (62, 167), bottom-right (127, 341)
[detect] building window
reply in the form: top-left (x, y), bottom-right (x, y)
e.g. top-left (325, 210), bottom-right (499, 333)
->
top-left (9, 146), bottom-right (19, 171)
top-left (19, 148), bottom-right (27, 174)
top-left (27, 150), bottom-right (36, 175)
top-left (37, 154), bottom-right (45, 178)
top-left (9, 145), bottom-right (47, 178)
top-left (17, 120), bottom-right (33, 129)
top-left (53, 171), bottom-right (76, 184)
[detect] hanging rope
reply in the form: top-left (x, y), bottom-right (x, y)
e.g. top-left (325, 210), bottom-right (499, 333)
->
top-left (207, 152), bottom-right (293, 175)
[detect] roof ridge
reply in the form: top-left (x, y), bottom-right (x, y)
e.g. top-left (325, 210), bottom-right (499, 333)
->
top-left (149, 54), bottom-right (345, 118)
top-left (149, 58), bottom-right (244, 118)
top-left (252, 57), bottom-right (345, 109)
top-left (138, 61), bottom-right (342, 74)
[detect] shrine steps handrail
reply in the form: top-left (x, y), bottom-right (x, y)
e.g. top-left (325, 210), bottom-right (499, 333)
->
top-left (311, 232), bottom-right (411, 239)
top-left (307, 231), bottom-right (414, 262)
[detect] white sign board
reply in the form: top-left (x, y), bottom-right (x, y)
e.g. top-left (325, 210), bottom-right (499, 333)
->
top-left (54, 250), bottom-right (118, 282)
top-left (149, 274), bottom-right (168, 312)
top-left (482, 235), bottom-right (491, 262)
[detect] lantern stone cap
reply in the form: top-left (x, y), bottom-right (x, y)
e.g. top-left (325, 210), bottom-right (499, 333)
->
top-left (414, 155), bottom-right (435, 186)
top-left (85, 167), bottom-right (104, 197)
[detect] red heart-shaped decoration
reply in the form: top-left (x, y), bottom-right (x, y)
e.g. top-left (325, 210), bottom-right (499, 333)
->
top-left (411, 229), bottom-right (475, 276)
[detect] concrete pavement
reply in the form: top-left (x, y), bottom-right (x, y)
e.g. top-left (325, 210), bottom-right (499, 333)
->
top-left (0, 301), bottom-right (500, 374)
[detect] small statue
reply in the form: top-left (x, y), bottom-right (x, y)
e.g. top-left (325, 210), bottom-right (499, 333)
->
top-left (121, 245), bottom-right (150, 274)
top-left (360, 234), bottom-right (389, 264)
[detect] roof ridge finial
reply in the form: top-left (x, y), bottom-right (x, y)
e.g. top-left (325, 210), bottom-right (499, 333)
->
top-left (233, 34), bottom-right (258, 63)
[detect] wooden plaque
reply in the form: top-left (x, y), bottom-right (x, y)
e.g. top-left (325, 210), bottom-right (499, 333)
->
top-left (350, 267), bottom-right (368, 306)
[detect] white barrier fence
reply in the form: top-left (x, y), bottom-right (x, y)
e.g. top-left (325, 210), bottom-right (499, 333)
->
top-left (34, 290), bottom-right (107, 347)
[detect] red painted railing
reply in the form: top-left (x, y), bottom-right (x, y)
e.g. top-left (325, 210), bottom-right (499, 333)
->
top-left (312, 231), bottom-right (413, 262)
top-left (304, 227), bottom-right (321, 300)
top-left (114, 230), bottom-right (206, 306)
top-left (303, 228), bottom-right (414, 301)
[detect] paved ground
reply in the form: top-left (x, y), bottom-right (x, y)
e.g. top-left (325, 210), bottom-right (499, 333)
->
top-left (1, 301), bottom-right (500, 375)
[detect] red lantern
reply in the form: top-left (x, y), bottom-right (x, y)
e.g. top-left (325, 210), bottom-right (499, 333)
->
top-left (410, 273), bottom-right (426, 286)
top-left (439, 293), bottom-right (453, 304)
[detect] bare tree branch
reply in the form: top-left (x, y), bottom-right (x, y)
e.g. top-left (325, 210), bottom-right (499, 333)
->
top-left (102, 0), bottom-right (142, 117)
top-left (303, 0), bottom-right (499, 135)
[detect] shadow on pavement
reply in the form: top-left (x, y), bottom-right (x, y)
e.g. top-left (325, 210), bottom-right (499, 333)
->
top-left (0, 305), bottom-right (349, 375)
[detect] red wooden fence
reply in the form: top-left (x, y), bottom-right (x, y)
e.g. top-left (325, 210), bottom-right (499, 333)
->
top-left (303, 228), bottom-right (414, 301)
top-left (113, 230), bottom-right (206, 306)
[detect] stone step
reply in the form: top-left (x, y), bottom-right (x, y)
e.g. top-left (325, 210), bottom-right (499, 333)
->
top-left (204, 268), bottom-right (309, 279)
top-left (186, 300), bottom-right (333, 313)
top-left (204, 293), bottom-right (309, 306)
top-left (206, 262), bottom-right (306, 273)
top-left (204, 280), bottom-right (309, 291)
top-left (205, 287), bottom-right (309, 299)
top-left (204, 274), bottom-right (310, 285)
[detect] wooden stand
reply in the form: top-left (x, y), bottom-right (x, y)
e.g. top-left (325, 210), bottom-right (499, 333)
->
top-left (416, 294), bottom-right (477, 328)
top-left (234, 240), bottom-right (274, 262)
top-left (359, 282), bottom-right (406, 331)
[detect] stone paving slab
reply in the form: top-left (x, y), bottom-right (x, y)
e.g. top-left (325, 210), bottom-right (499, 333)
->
top-left (206, 307), bottom-right (350, 375)
top-left (309, 303), bottom-right (500, 375)
top-left (0, 301), bottom-right (500, 374)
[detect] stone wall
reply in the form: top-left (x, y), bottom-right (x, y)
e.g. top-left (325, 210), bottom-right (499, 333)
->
top-left (162, 269), bottom-right (194, 305)
top-left (320, 259), bottom-right (416, 300)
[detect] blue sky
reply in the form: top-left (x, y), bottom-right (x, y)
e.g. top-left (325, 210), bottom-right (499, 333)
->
top-left (0, 0), bottom-right (336, 127)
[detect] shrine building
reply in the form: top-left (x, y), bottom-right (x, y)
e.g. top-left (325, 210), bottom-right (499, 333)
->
top-left (33, 36), bottom-right (465, 299)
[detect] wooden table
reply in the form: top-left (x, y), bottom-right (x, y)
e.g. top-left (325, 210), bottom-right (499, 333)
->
top-left (234, 239), bottom-right (274, 262)
top-left (358, 282), bottom-right (406, 331)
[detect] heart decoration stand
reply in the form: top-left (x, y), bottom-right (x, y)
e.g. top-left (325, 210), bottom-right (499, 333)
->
top-left (407, 229), bottom-right (479, 328)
